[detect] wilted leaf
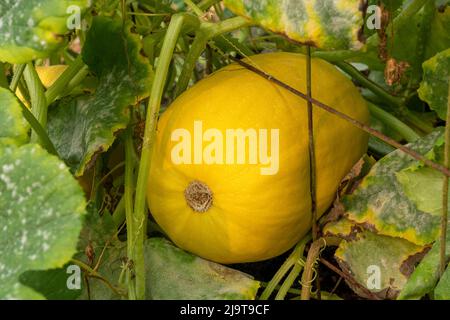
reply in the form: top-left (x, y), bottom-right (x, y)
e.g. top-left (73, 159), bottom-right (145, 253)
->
top-left (323, 218), bottom-right (360, 240)
top-left (0, 88), bottom-right (29, 147)
top-left (0, 144), bottom-right (86, 299)
top-left (223, 0), bottom-right (365, 50)
top-left (0, 0), bottom-right (91, 64)
top-left (146, 238), bottom-right (260, 300)
top-left (343, 129), bottom-right (444, 246)
top-left (418, 48), bottom-right (450, 120)
top-left (48, 16), bottom-right (153, 176)
top-left (335, 231), bottom-right (427, 299)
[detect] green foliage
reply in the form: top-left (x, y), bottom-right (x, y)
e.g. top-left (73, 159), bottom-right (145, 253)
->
top-left (335, 231), bottom-right (426, 299)
top-left (343, 129), bottom-right (444, 246)
top-left (223, 0), bottom-right (365, 50)
top-left (47, 16), bottom-right (153, 176)
top-left (146, 238), bottom-right (260, 300)
top-left (0, 88), bottom-right (29, 147)
top-left (418, 48), bottom-right (450, 120)
top-left (0, 0), bottom-right (91, 63)
top-left (0, 144), bottom-right (86, 299)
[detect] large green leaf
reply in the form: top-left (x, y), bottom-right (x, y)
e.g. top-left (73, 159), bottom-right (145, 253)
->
top-left (146, 238), bottom-right (260, 300)
top-left (343, 129), bottom-right (444, 246)
top-left (78, 238), bottom-right (260, 300)
top-left (335, 231), bottom-right (426, 299)
top-left (18, 204), bottom-right (119, 300)
top-left (418, 48), bottom-right (450, 120)
top-left (223, 0), bottom-right (365, 50)
top-left (0, 0), bottom-right (91, 64)
top-left (0, 144), bottom-right (86, 299)
top-left (48, 16), bottom-right (153, 176)
top-left (0, 88), bottom-right (29, 147)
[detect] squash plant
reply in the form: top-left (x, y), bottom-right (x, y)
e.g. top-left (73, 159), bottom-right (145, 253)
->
top-left (0, 0), bottom-right (449, 301)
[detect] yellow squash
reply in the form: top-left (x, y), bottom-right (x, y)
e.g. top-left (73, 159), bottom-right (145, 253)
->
top-left (16, 65), bottom-right (68, 105)
top-left (148, 52), bottom-right (369, 263)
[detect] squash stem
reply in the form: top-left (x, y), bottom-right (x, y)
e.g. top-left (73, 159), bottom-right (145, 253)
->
top-left (175, 14), bottom-right (251, 97)
top-left (23, 62), bottom-right (48, 142)
top-left (441, 81), bottom-right (450, 276)
top-left (9, 64), bottom-right (26, 92)
top-left (124, 126), bottom-right (137, 299)
top-left (0, 63), bottom-right (8, 89)
top-left (45, 55), bottom-right (86, 104)
top-left (367, 102), bottom-right (421, 143)
top-left (260, 234), bottom-right (311, 300)
top-left (133, 12), bottom-right (199, 300)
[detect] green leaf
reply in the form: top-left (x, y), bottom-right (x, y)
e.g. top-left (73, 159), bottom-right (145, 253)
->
top-left (397, 167), bottom-right (449, 216)
top-left (48, 16), bottom-right (153, 176)
top-left (0, 0), bottom-right (91, 64)
top-left (18, 205), bottom-right (118, 300)
top-left (146, 238), bottom-right (260, 300)
top-left (78, 238), bottom-right (260, 300)
top-left (435, 265), bottom-right (450, 299)
top-left (0, 88), bottom-right (29, 147)
top-left (223, 0), bottom-right (365, 50)
top-left (335, 231), bottom-right (426, 299)
top-left (19, 264), bottom-right (82, 300)
top-left (0, 144), bottom-right (86, 299)
top-left (343, 129), bottom-right (444, 246)
top-left (418, 48), bottom-right (450, 120)
top-left (398, 229), bottom-right (450, 300)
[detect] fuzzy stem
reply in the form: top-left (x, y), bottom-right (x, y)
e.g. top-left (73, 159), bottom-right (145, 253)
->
top-left (175, 16), bottom-right (251, 97)
top-left (124, 126), bottom-right (137, 299)
top-left (23, 63), bottom-right (48, 142)
top-left (16, 98), bottom-right (58, 155)
top-left (368, 102), bottom-right (420, 142)
top-left (260, 234), bottom-right (311, 300)
top-left (9, 64), bottom-right (26, 92)
top-left (45, 55), bottom-right (86, 104)
top-left (0, 63), bottom-right (8, 89)
top-left (133, 13), bottom-right (199, 300)
top-left (441, 82), bottom-right (450, 276)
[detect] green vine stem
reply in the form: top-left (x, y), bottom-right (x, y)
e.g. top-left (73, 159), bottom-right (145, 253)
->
top-left (198, 0), bottom-right (222, 11)
top-left (9, 64), bottom-right (26, 92)
top-left (15, 97), bottom-right (58, 155)
top-left (332, 61), bottom-right (434, 134)
top-left (124, 126), bottom-right (137, 299)
top-left (0, 63), bottom-right (8, 88)
top-left (441, 82), bottom-right (450, 276)
top-left (259, 234), bottom-right (311, 300)
top-left (70, 258), bottom-right (125, 297)
top-left (45, 55), bottom-right (86, 104)
top-left (175, 16), bottom-right (251, 97)
top-left (23, 63), bottom-right (48, 142)
top-left (133, 12), bottom-right (199, 300)
top-left (367, 102), bottom-right (420, 143)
